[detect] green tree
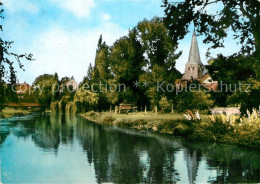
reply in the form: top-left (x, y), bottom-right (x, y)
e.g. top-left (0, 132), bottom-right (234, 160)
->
top-left (228, 79), bottom-right (260, 114)
top-left (92, 35), bottom-right (111, 82)
top-left (82, 63), bottom-right (94, 86)
top-left (175, 89), bottom-right (214, 112)
top-left (163, 0), bottom-right (260, 79)
top-left (159, 96), bottom-right (172, 112)
top-left (136, 18), bottom-right (181, 108)
top-left (0, 2), bottom-right (33, 104)
top-left (207, 54), bottom-right (256, 106)
top-left (33, 74), bottom-right (59, 106)
top-left (136, 17), bottom-right (181, 71)
top-left (109, 31), bottom-right (145, 104)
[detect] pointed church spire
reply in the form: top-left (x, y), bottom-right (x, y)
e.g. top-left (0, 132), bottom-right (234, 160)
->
top-left (182, 29), bottom-right (204, 80)
top-left (187, 30), bottom-right (203, 65)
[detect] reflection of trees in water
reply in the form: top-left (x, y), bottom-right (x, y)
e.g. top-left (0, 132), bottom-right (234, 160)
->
top-left (32, 115), bottom-right (60, 150)
top-left (204, 145), bottom-right (260, 183)
top-left (182, 142), bottom-right (260, 183)
top-left (32, 114), bottom-right (76, 150)
top-left (1, 115), bottom-right (260, 183)
top-left (0, 114), bottom-right (77, 151)
top-left (0, 121), bottom-right (11, 145)
top-left (76, 119), bottom-right (180, 183)
top-left (0, 131), bottom-right (9, 145)
top-left (0, 119), bottom-right (36, 145)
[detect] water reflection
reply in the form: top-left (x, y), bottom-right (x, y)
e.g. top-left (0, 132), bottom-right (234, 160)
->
top-left (0, 114), bottom-right (260, 183)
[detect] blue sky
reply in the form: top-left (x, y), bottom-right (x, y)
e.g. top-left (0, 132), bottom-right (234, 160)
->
top-left (1, 0), bottom-right (242, 84)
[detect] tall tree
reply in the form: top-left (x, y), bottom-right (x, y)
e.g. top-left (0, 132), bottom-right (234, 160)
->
top-left (92, 35), bottom-right (111, 82)
top-left (109, 34), bottom-right (144, 103)
top-left (136, 17), bottom-right (182, 107)
top-left (136, 17), bottom-right (181, 71)
top-left (163, 0), bottom-right (260, 79)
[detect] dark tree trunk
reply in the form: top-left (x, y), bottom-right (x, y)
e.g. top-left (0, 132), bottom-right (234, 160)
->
top-left (253, 18), bottom-right (260, 80)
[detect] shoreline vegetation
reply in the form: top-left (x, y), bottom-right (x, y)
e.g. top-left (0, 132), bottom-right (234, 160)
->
top-left (80, 110), bottom-right (260, 149)
top-left (0, 108), bottom-right (31, 119)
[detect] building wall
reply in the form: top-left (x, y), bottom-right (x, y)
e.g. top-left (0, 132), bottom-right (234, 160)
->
top-left (183, 64), bottom-right (204, 80)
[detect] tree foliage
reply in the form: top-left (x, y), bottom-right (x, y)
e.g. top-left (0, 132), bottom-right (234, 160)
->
top-left (207, 54), bottom-right (257, 107)
top-left (33, 74), bottom-right (59, 106)
top-left (92, 35), bottom-right (111, 82)
top-left (175, 90), bottom-right (214, 112)
top-left (228, 79), bottom-right (260, 115)
top-left (0, 2), bottom-right (34, 104)
top-left (163, 0), bottom-right (260, 78)
top-left (136, 18), bottom-right (182, 107)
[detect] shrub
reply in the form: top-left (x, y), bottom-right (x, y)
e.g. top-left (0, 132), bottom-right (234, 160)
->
top-left (175, 90), bottom-right (214, 112)
top-left (192, 107), bottom-right (260, 147)
top-left (85, 111), bottom-right (99, 117)
top-left (101, 115), bottom-right (115, 123)
top-left (159, 96), bottom-right (172, 113)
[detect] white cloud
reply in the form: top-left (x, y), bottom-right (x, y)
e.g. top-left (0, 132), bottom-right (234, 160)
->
top-left (2, 0), bottom-right (38, 14)
top-left (101, 13), bottom-right (111, 22)
top-left (60, 0), bottom-right (96, 18)
top-left (21, 22), bottom-right (127, 84)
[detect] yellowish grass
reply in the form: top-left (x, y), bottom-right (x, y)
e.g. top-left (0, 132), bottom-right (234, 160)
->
top-left (0, 108), bottom-right (30, 119)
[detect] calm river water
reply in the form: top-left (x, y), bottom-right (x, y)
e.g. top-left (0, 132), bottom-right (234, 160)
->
top-left (0, 114), bottom-right (259, 183)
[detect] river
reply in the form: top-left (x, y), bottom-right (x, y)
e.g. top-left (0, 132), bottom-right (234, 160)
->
top-left (0, 114), bottom-right (259, 183)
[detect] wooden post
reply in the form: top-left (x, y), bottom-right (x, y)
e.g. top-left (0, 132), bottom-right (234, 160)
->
top-left (171, 104), bottom-right (174, 114)
top-left (110, 105), bottom-right (112, 113)
top-left (145, 105), bottom-right (147, 114)
top-left (155, 105), bottom-right (158, 115)
top-left (115, 106), bottom-right (117, 114)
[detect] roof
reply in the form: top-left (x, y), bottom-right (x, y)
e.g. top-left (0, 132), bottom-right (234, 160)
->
top-left (186, 30), bottom-right (203, 65)
top-left (15, 83), bottom-right (31, 94)
top-left (198, 73), bottom-right (210, 83)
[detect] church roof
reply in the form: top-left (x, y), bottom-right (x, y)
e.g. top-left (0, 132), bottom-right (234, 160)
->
top-left (187, 30), bottom-right (203, 65)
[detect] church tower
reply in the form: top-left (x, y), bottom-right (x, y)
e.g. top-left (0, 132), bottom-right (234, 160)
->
top-left (182, 30), bottom-right (204, 80)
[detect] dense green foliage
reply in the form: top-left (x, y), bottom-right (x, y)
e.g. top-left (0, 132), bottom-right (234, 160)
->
top-left (175, 90), bottom-right (214, 112)
top-left (207, 54), bottom-right (259, 113)
top-left (33, 74), bottom-right (59, 106)
top-left (78, 17), bottom-right (182, 112)
top-left (228, 79), bottom-right (260, 114)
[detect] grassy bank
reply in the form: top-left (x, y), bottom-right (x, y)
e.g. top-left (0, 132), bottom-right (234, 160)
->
top-left (81, 111), bottom-right (260, 149)
top-left (0, 108), bottom-right (31, 119)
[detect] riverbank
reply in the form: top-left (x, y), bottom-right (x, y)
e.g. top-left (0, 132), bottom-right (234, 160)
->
top-left (81, 112), bottom-right (195, 135)
top-left (0, 108), bottom-right (31, 119)
top-left (80, 111), bottom-right (260, 149)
